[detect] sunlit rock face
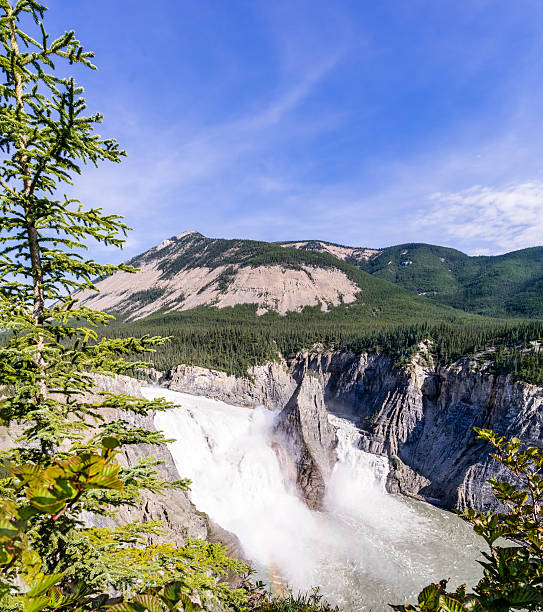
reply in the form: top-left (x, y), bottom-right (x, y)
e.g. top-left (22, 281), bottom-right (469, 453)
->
top-left (274, 374), bottom-right (338, 510)
top-left (165, 360), bottom-right (296, 410)
top-left (294, 350), bottom-right (543, 511)
top-left (76, 231), bottom-right (360, 321)
top-left (162, 349), bottom-right (543, 512)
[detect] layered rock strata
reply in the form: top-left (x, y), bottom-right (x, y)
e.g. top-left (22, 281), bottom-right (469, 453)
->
top-left (274, 374), bottom-right (338, 510)
top-left (164, 351), bottom-right (543, 511)
top-left (165, 361), bottom-right (296, 410)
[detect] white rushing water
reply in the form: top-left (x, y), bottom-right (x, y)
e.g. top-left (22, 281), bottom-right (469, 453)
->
top-left (145, 387), bottom-right (483, 610)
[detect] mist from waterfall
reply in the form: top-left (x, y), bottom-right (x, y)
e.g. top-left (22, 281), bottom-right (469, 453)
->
top-left (146, 387), bottom-right (483, 610)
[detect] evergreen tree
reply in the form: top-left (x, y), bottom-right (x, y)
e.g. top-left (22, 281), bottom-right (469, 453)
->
top-left (0, 2), bottom-right (248, 609)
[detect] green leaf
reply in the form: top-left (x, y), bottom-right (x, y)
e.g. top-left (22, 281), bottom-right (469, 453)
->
top-left (88, 473), bottom-right (123, 491)
top-left (27, 487), bottom-right (65, 514)
top-left (162, 582), bottom-right (186, 605)
top-left (438, 596), bottom-right (467, 612)
top-left (132, 594), bottom-right (165, 612)
top-left (0, 544), bottom-right (15, 565)
top-left (176, 594), bottom-right (200, 612)
top-left (418, 584), bottom-right (440, 607)
top-left (23, 596), bottom-right (50, 612)
top-left (102, 436), bottom-right (121, 449)
top-left (26, 573), bottom-right (63, 597)
top-left (507, 586), bottom-right (542, 606)
top-left (47, 586), bottom-right (65, 608)
top-left (51, 478), bottom-right (78, 500)
top-left (0, 518), bottom-right (19, 537)
top-left (107, 603), bottom-right (139, 612)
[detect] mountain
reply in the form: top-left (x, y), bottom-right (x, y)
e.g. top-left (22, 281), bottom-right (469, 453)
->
top-left (85, 231), bottom-right (542, 389)
top-left (80, 230), bottom-right (461, 323)
top-left (279, 240), bottom-right (543, 318)
top-left (277, 239), bottom-right (380, 264)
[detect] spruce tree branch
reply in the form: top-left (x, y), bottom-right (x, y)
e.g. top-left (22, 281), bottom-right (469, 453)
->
top-left (0, 176), bottom-right (19, 197)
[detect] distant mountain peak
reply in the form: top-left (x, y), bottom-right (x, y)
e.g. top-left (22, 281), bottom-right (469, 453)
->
top-left (177, 230), bottom-right (199, 239)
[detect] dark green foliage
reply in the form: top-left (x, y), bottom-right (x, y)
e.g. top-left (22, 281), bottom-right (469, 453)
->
top-left (275, 239), bottom-right (543, 318)
top-left (350, 243), bottom-right (543, 319)
top-left (396, 430), bottom-right (543, 611)
top-left (125, 288), bottom-right (167, 308)
top-left (107, 305), bottom-right (543, 385)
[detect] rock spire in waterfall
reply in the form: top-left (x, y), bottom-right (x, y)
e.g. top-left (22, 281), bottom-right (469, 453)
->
top-left (275, 373), bottom-right (338, 510)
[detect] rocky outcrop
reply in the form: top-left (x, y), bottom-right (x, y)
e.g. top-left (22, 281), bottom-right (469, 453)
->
top-left (274, 374), bottom-right (338, 510)
top-left (291, 350), bottom-right (543, 511)
top-left (165, 361), bottom-right (296, 410)
top-left (1, 374), bottom-right (244, 558)
top-left (162, 350), bottom-right (543, 512)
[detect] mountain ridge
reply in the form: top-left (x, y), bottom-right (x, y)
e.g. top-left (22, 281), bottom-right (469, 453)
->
top-left (81, 231), bottom-right (459, 322)
top-left (278, 239), bottom-right (543, 318)
top-left (80, 231), bottom-right (543, 320)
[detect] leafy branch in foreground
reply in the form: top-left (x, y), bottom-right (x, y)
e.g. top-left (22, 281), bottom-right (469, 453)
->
top-left (394, 429), bottom-right (543, 612)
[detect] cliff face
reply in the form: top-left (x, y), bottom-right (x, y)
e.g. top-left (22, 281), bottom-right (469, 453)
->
top-left (293, 351), bottom-right (543, 510)
top-left (274, 375), bottom-right (338, 510)
top-left (163, 352), bottom-right (543, 512)
top-left (165, 361), bottom-right (296, 410)
top-left (0, 374), bottom-right (243, 557)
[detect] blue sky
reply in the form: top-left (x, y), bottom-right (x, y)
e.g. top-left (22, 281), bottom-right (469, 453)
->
top-left (45, 0), bottom-right (543, 258)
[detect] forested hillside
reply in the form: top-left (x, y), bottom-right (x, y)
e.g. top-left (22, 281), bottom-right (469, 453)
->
top-left (107, 304), bottom-right (543, 385)
top-left (283, 240), bottom-right (543, 318)
top-left (80, 231), bottom-right (543, 385)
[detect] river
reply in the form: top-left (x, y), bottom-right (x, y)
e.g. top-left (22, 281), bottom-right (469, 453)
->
top-left (144, 387), bottom-right (483, 610)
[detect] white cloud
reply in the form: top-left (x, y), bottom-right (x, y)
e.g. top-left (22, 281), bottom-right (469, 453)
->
top-left (66, 5), bottom-right (543, 259)
top-left (65, 52), bottom-right (345, 262)
top-left (419, 182), bottom-right (543, 254)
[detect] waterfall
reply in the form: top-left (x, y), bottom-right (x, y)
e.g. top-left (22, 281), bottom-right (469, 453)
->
top-left (145, 387), bottom-right (482, 610)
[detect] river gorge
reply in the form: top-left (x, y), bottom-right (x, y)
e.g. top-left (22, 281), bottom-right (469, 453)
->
top-left (145, 387), bottom-right (483, 610)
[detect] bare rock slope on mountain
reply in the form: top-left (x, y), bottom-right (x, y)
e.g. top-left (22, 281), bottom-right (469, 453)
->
top-left (279, 240), bottom-right (380, 263)
top-left (78, 231), bottom-right (361, 320)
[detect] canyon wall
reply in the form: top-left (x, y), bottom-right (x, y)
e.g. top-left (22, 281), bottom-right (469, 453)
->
top-left (165, 350), bottom-right (543, 511)
top-left (0, 374), bottom-right (244, 560)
